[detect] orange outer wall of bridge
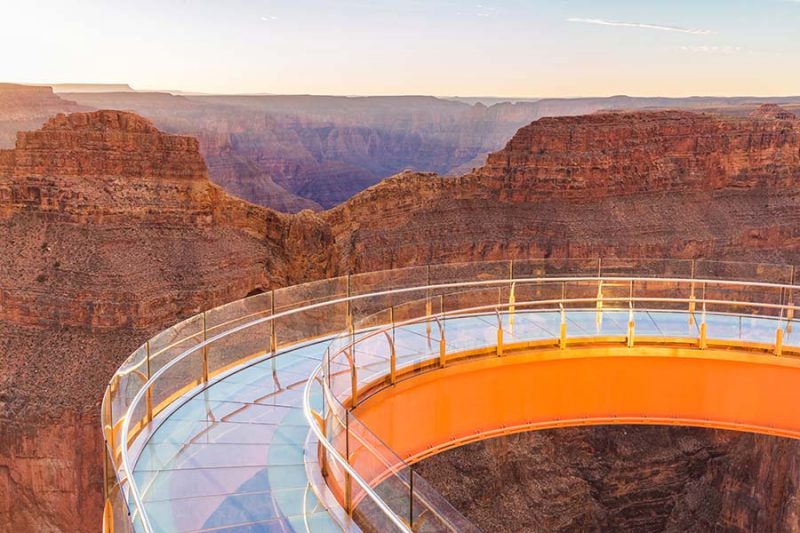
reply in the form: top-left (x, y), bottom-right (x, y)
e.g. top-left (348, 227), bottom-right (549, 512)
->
top-left (351, 346), bottom-right (800, 476)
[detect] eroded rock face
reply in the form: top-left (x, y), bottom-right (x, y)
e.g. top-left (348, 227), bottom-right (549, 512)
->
top-left (478, 109), bottom-right (800, 197)
top-left (414, 427), bottom-right (800, 532)
top-left (324, 108), bottom-right (800, 271)
top-left (0, 110), bottom-right (334, 532)
top-left (4, 107), bottom-right (800, 531)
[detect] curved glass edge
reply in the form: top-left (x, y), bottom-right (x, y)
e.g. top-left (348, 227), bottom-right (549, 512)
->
top-left (102, 258), bottom-right (800, 533)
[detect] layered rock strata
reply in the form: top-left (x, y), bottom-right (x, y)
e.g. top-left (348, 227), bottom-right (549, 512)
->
top-left (3, 106), bottom-right (800, 531)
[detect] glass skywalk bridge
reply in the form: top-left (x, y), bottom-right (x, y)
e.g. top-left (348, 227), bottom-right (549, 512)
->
top-left (102, 259), bottom-right (800, 533)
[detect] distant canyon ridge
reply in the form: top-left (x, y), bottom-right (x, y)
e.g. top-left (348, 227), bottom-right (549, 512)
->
top-left (3, 89), bottom-right (800, 531)
top-left (3, 83), bottom-right (800, 212)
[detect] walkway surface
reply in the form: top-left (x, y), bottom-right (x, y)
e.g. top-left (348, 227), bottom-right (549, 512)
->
top-left (131, 309), bottom-right (797, 532)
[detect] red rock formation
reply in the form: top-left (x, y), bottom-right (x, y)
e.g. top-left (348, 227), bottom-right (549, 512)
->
top-left (0, 110), bottom-right (333, 532)
top-left (324, 109), bottom-right (800, 271)
top-left (478, 109), bottom-right (800, 197)
top-left (5, 106), bottom-right (800, 531)
top-left (415, 426), bottom-right (800, 532)
top-left (62, 92), bottom-right (800, 211)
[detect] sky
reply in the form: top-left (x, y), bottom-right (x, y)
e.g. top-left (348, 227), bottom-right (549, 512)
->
top-left (1, 0), bottom-right (799, 97)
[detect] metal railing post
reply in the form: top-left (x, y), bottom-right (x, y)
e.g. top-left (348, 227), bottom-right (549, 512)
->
top-left (559, 304), bottom-right (567, 350)
top-left (390, 306), bottom-right (397, 384)
top-left (270, 290), bottom-right (277, 379)
top-left (509, 281), bottom-right (516, 335)
top-left (409, 469), bottom-right (415, 529)
top-left (350, 349), bottom-right (358, 406)
top-left (425, 271), bottom-right (432, 347)
top-left (699, 303), bottom-right (708, 350)
top-left (345, 411), bottom-right (352, 515)
top-left (689, 260), bottom-right (697, 325)
top-left (595, 279), bottom-right (604, 331)
top-left (788, 266), bottom-right (796, 333)
top-left (496, 308), bottom-right (504, 356)
top-left (775, 327), bottom-right (784, 356)
top-left (627, 304), bottom-right (635, 348)
top-left (439, 326), bottom-right (447, 367)
top-left (145, 340), bottom-right (153, 422)
top-left (202, 311), bottom-right (209, 384)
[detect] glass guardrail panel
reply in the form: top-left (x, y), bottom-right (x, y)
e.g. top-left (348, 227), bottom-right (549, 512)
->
top-left (502, 309), bottom-right (561, 343)
top-left (694, 260), bottom-right (793, 284)
top-left (355, 306), bottom-right (393, 332)
top-left (410, 472), bottom-right (480, 533)
top-left (275, 300), bottom-right (348, 347)
top-left (347, 413), bottom-right (412, 531)
top-left (273, 276), bottom-right (348, 314)
top-left (598, 258), bottom-right (693, 278)
top-left (205, 320), bottom-right (270, 378)
top-left (429, 260), bottom-right (512, 286)
top-left (351, 267), bottom-right (429, 322)
top-left (146, 350), bottom-right (204, 428)
top-left (440, 312), bottom-right (498, 353)
top-left (148, 331), bottom-right (204, 380)
top-left (111, 344), bottom-right (149, 430)
top-left (511, 257), bottom-right (602, 278)
top-left (440, 286), bottom-right (503, 316)
top-left (109, 481), bottom-right (136, 533)
top-left (561, 279), bottom-right (603, 307)
top-left (393, 321), bottom-right (439, 370)
top-left (352, 331), bottom-right (392, 392)
top-left (205, 291), bottom-right (272, 334)
top-left (351, 264), bottom-right (429, 295)
top-left (512, 279), bottom-right (566, 307)
top-left (148, 314), bottom-right (204, 364)
top-left (392, 294), bottom-right (440, 324)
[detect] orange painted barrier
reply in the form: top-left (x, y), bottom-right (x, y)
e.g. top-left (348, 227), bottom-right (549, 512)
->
top-left (352, 346), bottom-right (800, 475)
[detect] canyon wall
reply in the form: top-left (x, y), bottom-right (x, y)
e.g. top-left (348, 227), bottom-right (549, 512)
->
top-left (415, 426), bottom-right (800, 532)
top-left (0, 110), bottom-right (332, 532)
top-left (3, 106), bottom-right (800, 531)
top-left (324, 106), bottom-right (800, 271)
top-left (63, 90), bottom-right (800, 212)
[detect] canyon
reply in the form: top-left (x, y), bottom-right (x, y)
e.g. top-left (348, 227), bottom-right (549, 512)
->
top-left (5, 83), bottom-right (800, 213)
top-left (2, 104), bottom-right (800, 531)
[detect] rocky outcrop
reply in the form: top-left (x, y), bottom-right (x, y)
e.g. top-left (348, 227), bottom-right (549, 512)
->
top-left (478, 109), bottom-right (800, 197)
top-left (63, 92), bottom-right (800, 211)
top-left (5, 106), bottom-right (800, 531)
top-left (0, 110), bottom-right (333, 532)
top-left (415, 426), bottom-right (800, 532)
top-left (324, 108), bottom-right (800, 271)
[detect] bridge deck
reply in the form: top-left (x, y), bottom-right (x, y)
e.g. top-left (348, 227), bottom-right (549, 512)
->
top-left (133, 309), bottom-right (799, 532)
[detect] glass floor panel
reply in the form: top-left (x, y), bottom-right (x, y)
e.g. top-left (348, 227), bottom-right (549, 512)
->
top-left (134, 308), bottom-right (796, 532)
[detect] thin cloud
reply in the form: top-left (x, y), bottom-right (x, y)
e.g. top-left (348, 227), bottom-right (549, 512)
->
top-left (680, 45), bottom-right (742, 54)
top-left (568, 17), bottom-right (712, 35)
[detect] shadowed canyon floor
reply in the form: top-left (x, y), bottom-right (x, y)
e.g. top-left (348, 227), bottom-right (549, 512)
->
top-left (3, 105), bottom-right (800, 530)
top-left (414, 427), bottom-right (800, 532)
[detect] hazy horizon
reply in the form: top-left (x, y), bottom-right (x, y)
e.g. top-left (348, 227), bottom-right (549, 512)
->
top-left (3, 0), bottom-right (799, 98)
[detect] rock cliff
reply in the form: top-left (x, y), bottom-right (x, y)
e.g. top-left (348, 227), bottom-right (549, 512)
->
top-left (63, 92), bottom-right (800, 211)
top-left (4, 106), bottom-right (800, 531)
top-left (415, 426), bottom-right (800, 532)
top-left (324, 107), bottom-right (800, 271)
top-left (0, 110), bottom-right (333, 532)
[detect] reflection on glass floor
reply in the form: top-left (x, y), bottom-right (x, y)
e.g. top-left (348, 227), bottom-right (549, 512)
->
top-left (134, 342), bottom-right (334, 533)
top-left (135, 309), bottom-right (797, 532)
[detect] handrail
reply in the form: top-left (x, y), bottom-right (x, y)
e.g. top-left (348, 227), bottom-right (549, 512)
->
top-left (304, 372), bottom-right (413, 533)
top-left (106, 270), bottom-right (800, 533)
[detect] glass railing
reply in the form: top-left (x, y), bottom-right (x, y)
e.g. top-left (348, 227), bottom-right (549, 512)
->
top-left (103, 258), bottom-right (800, 533)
